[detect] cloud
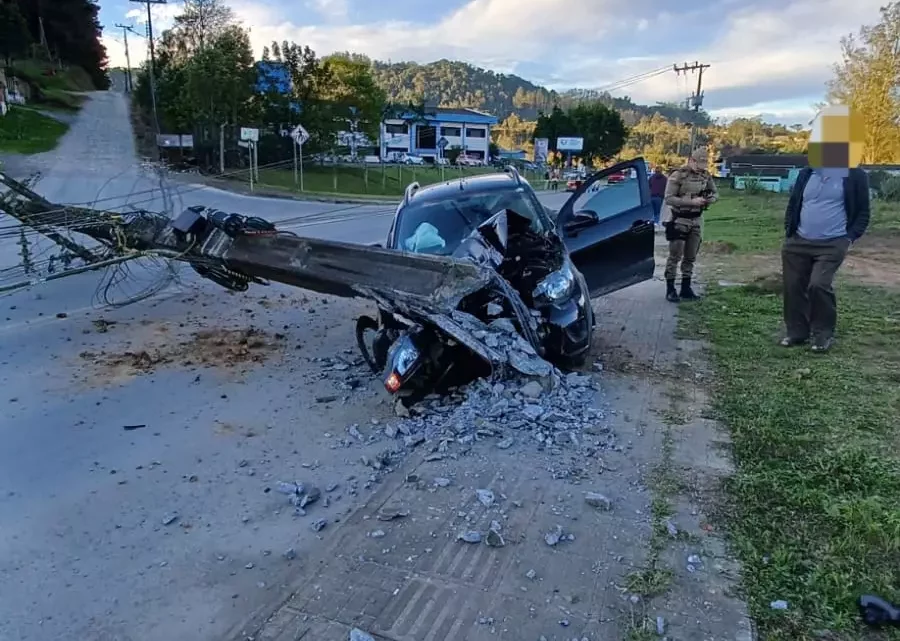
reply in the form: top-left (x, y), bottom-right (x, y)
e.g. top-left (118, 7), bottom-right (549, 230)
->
top-left (308, 0), bottom-right (348, 20)
top-left (230, 0), bottom-right (634, 74)
top-left (103, 0), bottom-right (885, 122)
top-left (124, 2), bottom-right (182, 28)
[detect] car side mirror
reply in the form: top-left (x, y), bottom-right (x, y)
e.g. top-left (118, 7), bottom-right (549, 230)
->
top-left (563, 209), bottom-right (600, 234)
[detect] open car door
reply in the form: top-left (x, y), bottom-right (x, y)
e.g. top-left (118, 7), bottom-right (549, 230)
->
top-left (556, 158), bottom-right (655, 298)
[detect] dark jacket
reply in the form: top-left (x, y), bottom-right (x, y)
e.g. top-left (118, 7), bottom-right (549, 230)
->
top-left (649, 172), bottom-right (667, 198)
top-left (785, 167), bottom-right (871, 241)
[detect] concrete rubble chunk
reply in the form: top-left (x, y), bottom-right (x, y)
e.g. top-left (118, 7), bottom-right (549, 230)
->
top-left (486, 522), bottom-right (505, 547)
top-left (311, 518), bottom-right (327, 532)
top-left (377, 507), bottom-right (410, 521)
top-left (520, 381), bottom-right (543, 398)
top-left (544, 525), bottom-right (564, 546)
top-left (665, 519), bottom-right (678, 537)
top-left (433, 477), bottom-right (451, 487)
top-left (349, 629), bottom-right (376, 641)
top-left (476, 489), bottom-right (495, 507)
top-left (458, 530), bottom-right (482, 544)
top-left (585, 492), bottom-right (612, 510)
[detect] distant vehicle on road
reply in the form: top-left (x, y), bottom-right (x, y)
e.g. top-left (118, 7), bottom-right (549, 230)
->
top-left (456, 153), bottom-right (485, 167)
top-left (401, 153), bottom-right (426, 165)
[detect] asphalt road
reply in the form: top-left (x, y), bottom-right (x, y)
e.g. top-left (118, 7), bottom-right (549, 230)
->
top-left (0, 91), bottom-right (584, 641)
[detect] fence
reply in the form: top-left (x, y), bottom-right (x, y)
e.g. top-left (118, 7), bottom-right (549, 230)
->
top-left (183, 122), bottom-right (545, 198)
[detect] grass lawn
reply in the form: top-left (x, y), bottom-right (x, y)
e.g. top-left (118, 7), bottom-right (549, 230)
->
top-left (679, 189), bottom-right (900, 640)
top-left (0, 106), bottom-right (69, 154)
top-left (227, 164), bottom-right (545, 197)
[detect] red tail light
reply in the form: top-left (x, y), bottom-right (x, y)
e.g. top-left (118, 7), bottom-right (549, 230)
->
top-left (385, 372), bottom-right (401, 393)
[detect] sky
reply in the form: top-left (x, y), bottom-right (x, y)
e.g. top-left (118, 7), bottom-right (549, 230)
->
top-left (98, 0), bottom-right (887, 126)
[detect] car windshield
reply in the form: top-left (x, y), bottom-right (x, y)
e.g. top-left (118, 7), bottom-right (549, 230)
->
top-left (396, 187), bottom-right (549, 256)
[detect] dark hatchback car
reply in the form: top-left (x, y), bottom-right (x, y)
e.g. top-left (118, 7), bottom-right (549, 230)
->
top-left (382, 158), bottom-right (656, 364)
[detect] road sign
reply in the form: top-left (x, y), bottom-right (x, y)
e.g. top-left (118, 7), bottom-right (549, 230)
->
top-left (291, 124), bottom-right (310, 146)
top-left (437, 137), bottom-right (449, 150)
top-left (240, 127), bottom-right (259, 142)
top-left (557, 137), bottom-right (584, 152)
top-left (237, 140), bottom-right (252, 148)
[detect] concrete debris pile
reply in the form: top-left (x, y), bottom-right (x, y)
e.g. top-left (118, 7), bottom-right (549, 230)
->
top-left (383, 311), bottom-right (615, 456)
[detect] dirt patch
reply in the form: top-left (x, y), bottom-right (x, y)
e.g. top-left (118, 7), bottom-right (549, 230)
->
top-left (704, 240), bottom-right (738, 255)
top-left (743, 271), bottom-right (783, 295)
top-left (77, 327), bottom-right (285, 386)
top-left (843, 233), bottom-right (900, 288)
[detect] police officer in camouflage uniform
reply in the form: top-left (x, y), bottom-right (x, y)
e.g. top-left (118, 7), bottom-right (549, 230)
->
top-left (663, 146), bottom-right (718, 302)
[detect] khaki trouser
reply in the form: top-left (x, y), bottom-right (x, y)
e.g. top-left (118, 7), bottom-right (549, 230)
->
top-left (781, 235), bottom-right (851, 342)
top-left (664, 217), bottom-right (702, 280)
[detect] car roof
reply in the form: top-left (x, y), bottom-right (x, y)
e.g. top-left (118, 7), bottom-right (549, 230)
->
top-left (407, 172), bottom-right (529, 205)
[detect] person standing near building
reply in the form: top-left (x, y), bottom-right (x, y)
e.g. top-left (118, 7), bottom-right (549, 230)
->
top-left (648, 166), bottom-right (667, 226)
top-left (780, 105), bottom-right (870, 353)
top-left (663, 147), bottom-right (718, 302)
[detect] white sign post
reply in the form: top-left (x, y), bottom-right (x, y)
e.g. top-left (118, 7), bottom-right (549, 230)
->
top-left (291, 124), bottom-right (310, 191)
top-left (240, 128), bottom-right (260, 191)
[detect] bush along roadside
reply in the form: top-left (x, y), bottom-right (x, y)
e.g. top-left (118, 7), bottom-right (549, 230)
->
top-left (679, 283), bottom-right (900, 641)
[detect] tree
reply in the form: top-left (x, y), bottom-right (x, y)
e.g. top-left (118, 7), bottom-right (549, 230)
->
top-left (256, 41), bottom-right (336, 155)
top-left (569, 103), bottom-right (628, 162)
top-left (532, 106), bottom-right (575, 152)
top-left (135, 7), bottom-right (254, 133)
top-left (161, 0), bottom-right (235, 62)
top-left (0, 1), bottom-right (30, 66)
top-left (15, 0), bottom-right (109, 88)
top-left (321, 53), bottom-right (387, 140)
top-left (827, 1), bottom-right (900, 164)
top-left (532, 103), bottom-right (627, 165)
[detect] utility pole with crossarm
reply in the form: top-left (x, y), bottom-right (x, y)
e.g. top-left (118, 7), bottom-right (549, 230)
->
top-left (128, 0), bottom-right (166, 140)
top-left (673, 61), bottom-right (711, 155)
top-left (114, 24), bottom-right (140, 92)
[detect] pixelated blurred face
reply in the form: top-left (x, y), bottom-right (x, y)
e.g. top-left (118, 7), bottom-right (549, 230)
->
top-left (808, 105), bottom-right (865, 168)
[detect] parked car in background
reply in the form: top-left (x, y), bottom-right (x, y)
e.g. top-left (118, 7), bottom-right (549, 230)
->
top-left (606, 170), bottom-right (628, 184)
top-left (401, 153), bottom-right (426, 165)
top-left (456, 153), bottom-right (485, 167)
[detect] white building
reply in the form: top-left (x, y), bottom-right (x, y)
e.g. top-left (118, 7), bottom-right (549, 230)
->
top-left (380, 107), bottom-right (498, 163)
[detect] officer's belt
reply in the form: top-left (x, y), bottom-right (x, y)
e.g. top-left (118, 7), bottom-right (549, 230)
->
top-left (671, 209), bottom-right (703, 219)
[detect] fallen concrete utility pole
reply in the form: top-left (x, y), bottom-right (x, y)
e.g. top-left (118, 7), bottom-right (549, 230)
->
top-left (0, 171), bottom-right (489, 308)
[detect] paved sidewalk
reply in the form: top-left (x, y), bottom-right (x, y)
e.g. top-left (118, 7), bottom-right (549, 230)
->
top-left (230, 252), bottom-right (754, 641)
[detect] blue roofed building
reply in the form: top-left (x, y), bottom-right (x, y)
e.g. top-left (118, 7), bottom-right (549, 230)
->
top-left (255, 61), bottom-right (300, 114)
top-left (381, 107), bottom-right (498, 163)
top-left (256, 61), bottom-right (291, 94)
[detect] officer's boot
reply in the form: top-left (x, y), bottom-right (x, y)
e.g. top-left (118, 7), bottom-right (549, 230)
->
top-left (680, 277), bottom-right (700, 300)
top-left (666, 279), bottom-right (680, 303)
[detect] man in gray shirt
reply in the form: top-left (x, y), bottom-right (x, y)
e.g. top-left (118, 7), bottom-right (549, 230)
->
top-left (781, 166), bottom-right (871, 351)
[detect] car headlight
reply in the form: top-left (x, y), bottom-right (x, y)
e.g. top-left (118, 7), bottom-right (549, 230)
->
top-left (392, 337), bottom-right (421, 376)
top-left (533, 262), bottom-right (575, 303)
